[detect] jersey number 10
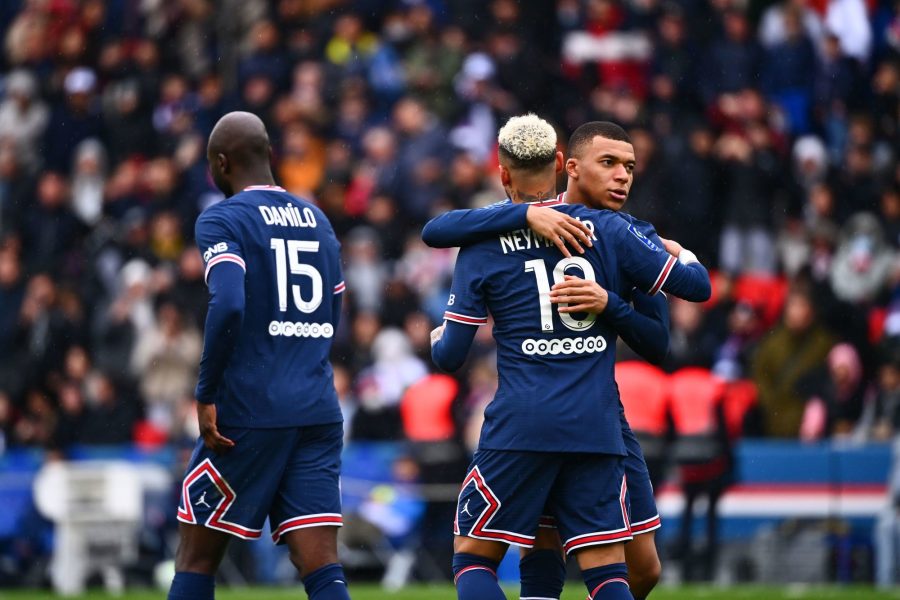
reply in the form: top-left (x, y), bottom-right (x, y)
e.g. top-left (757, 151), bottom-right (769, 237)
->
top-left (525, 257), bottom-right (597, 333)
top-left (270, 238), bottom-right (322, 313)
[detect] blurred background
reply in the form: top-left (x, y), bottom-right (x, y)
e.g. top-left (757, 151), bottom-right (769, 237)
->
top-left (0, 0), bottom-right (898, 595)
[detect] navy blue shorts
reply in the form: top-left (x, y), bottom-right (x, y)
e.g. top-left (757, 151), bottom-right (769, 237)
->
top-left (621, 415), bottom-right (661, 535)
top-left (177, 423), bottom-right (343, 544)
top-left (454, 449), bottom-right (631, 555)
top-left (540, 416), bottom-right (661, 538)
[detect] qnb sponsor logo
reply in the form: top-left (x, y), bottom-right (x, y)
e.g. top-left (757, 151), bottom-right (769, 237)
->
top-left (203, 242), bottom-right (228, 262)
top-left (521, 335), bottom-right (607, 356)
top-left (268, 321), bottom-right (334, 338)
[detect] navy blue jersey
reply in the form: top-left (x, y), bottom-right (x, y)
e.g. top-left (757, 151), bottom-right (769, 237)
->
top-left (614, 212), bottom-right (663, 302)
top-left (442, 203), bottom-right (708, 453)
top-left (195, 185), bottom-right (344, 428)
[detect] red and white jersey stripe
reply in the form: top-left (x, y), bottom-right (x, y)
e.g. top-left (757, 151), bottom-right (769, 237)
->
top-left (204, 253), bottom-right (246, 283)
top-left (647, 254), bottom-right (677, 295)
top-left (333, 281), bottom-right (346, 294)
top-left (444, 311), bottom-right (489, 326)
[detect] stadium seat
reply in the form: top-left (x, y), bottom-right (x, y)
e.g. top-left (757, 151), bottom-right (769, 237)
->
top-left (722, 379), bottom-right (758, 440)
top-left (616, 360), bottom-right (668, 437)
top-left (669, 368), bottom-right (727, 464)
top-left (400, 374), bottom-right (458, 442)
top-left (733, 274), bottom-right (788, 329)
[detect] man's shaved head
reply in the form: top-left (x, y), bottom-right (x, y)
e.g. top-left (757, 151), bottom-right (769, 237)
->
top-left (207, 111), bottom-right (273, 197)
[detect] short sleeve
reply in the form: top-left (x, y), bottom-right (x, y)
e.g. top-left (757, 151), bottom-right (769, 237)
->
top-left (443, 247), bottom-right (488, 326)
top-left (195, 210), bottom-right (246, 285)
top-left (616, 220), bottom-right (678, 296)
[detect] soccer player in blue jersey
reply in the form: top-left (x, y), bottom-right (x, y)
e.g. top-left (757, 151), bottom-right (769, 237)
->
top-left (431, 116), bottom-right (710, 600)
top-left (424, 119), bottom-right (681, 599)
top-left (167, 112), bottom-right (352, 600)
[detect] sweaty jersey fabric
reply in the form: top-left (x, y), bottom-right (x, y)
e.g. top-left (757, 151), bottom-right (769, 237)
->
top-left (440, 201), bottom-right (709, 453)
top-left (194, 185), bottom-right (344, 428)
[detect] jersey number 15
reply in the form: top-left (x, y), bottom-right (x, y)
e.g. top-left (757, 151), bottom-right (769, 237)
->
top-left (270, 237), bottom-right (322, 313)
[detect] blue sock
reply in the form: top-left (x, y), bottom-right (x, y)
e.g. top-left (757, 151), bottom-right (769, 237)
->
top-left (519, 549), bottom-right (566, 599)
top-left (168, 571), bottom-right (214, 600)
top-left (452, 553), bottom-right (506, 600)
top-left (583, 563), bottom-right (632, 599)
top-left (302, 563), bottom-right (351, 600)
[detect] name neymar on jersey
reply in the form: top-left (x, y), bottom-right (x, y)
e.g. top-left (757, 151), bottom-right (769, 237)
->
top-left (498, 218), bottom-right (597, 255)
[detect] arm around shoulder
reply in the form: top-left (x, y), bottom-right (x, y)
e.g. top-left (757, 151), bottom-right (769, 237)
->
top-left (421, 204), bottom-right (529, 248)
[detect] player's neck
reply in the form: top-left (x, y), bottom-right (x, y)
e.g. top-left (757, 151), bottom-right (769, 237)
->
top-left (507, 186), bottom-right (557, 204)
top-left (564, 183), bottom-right (586, 206)
top-left (230, 170), bottom-right (277, 193)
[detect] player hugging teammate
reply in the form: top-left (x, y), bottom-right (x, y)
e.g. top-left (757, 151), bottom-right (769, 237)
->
top-left (428, 115), bottom-right (711, 600)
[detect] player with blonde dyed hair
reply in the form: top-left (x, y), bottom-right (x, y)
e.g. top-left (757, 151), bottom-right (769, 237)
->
top-left (425, 114), bottom-right (595, 257)
top-left (425, 117), bottom-right (710, 599)
top-left (430, 114), bottom-right (710, 600)
top-left (497, 113), bottom-right (558, 167)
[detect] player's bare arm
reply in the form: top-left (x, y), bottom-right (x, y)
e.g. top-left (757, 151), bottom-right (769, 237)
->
top-left (526, 205), bottom-right (593, 258)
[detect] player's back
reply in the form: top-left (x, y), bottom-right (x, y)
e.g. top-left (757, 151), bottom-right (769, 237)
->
top-left (196, 186), bottom-right (343, 428)
top-left (450, 204), bottom-right (645, 455)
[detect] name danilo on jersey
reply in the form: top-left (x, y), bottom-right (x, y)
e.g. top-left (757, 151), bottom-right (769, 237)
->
top-left (258, 204), bottom-right (318, 228)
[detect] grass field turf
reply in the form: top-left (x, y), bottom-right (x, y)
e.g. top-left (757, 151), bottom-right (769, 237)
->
top-left (1, 585), bottom-right (899, 599)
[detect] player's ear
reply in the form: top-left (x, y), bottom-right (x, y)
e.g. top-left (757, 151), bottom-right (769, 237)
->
top-left (565, 157), bottom-right (578, 180)
top-left (217, 153), bottom-right (229, 174)
top-left (554, 150), bottom-right (564, 174)
top-left (499, 165), bottom-right (512, 187)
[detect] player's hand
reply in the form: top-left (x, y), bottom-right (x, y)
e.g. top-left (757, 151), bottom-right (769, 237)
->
top-left (550, 275), bottom-right (609, 313)
top-left (197, 402), bottom-right (235, 454)
top-left (526, 206), bottom-right (593, 258)
top-left (659, 237), bottom-right (683, 257)
top-left (430, 323), bottom-right (445, 347)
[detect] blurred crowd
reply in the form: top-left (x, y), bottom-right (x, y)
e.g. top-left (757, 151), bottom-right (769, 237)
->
top-left (0, 0), bottom-right (898, 465)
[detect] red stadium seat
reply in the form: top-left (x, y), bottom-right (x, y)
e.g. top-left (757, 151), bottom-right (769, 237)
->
top-left (669, 368), bottom-right (726, 436)
top-left (669, 368), bottom-right (730, 481)
top-left (400, 374), bottom-right (458, 442)
top-left (722, 379), bottom-right (757, 440)
top-left (733, 274), bottom-right (788, 329)
top-left (133, 420), bottom-right (168, 448)
top-left (616, 361), bottom-right (668, 436)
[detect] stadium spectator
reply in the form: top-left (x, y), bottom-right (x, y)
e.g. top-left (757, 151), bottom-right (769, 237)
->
top-left (753, 287), bottom-right (836, 437)
top-left (873, 344), bottom-right (900, 440)
top-left (130, 297), bottom-right (201, 435)
top-left (0, 69), bottom-right (47, 172)
top-left (798, 342), bottom-right (873, 440)
top-left (391, 96), bottom-right (451, 222)
top-left (44, 67), bottom-right (102, 173)
top-left (829, 212), bottom-right (896, 303)
top-left (663, 297), bottom-right (721, 373)
top-left (761, 6), bottom-right (817, 134)
top-left (70, 139), bottom-right (106, 227)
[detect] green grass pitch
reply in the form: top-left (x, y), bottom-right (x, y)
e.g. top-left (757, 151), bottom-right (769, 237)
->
top-left (1, 584), bottom-right (899, 599)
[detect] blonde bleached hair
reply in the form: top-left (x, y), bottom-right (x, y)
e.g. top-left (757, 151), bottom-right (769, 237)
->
top-left (497, 113), bottom-right (558, 169)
